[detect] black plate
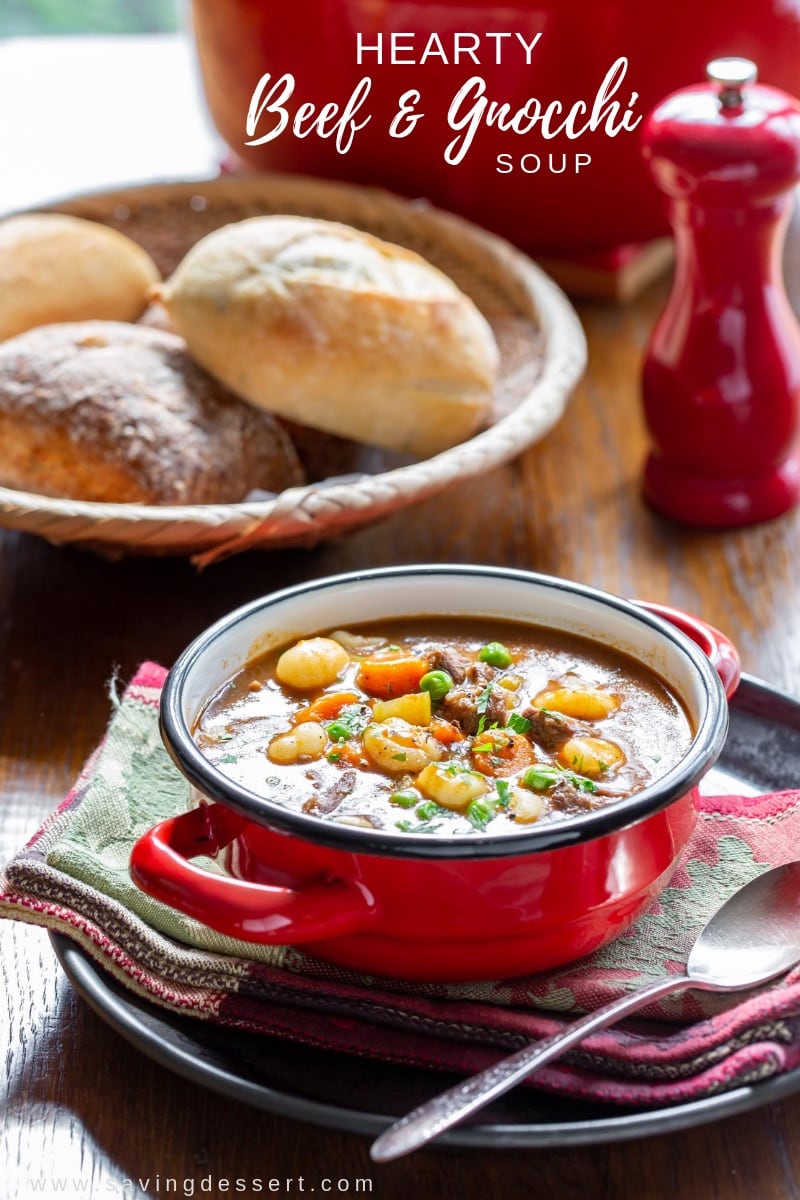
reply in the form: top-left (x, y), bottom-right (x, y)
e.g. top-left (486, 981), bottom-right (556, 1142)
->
top-left (51, 674), bottom-right (800, 1148)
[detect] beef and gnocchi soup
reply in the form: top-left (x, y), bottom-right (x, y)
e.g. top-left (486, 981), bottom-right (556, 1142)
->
top-left (194, 619), bottom-right (694, 836)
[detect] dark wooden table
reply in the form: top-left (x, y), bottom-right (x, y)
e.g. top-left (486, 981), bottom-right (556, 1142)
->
top-left (4, 255), bottom-right (800, 1199)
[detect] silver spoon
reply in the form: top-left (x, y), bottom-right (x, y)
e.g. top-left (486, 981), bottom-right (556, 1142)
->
top-left (371, 859), bottom-right (800, 1162)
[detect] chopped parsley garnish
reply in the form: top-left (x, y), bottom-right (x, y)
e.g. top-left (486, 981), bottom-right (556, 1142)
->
top-left (327, 750), bottom-right (342, 763)
top-left (521, 764), bottom-right (597, 794)
top-left (395, 819), bottom-right (444, 834)
top-left (522, 764), bottom-right (561, 791)
top-left (327, 704), bottom-right (371, 743)
top-left (475, 684), bottom-right (494, 736)
top-left (398, 801), bottom-right (453, 830)
top-left (390, 789), bottom-right (418, 809)
top-left (466, 796), bottom-right (496, 830)
top-left (444, 762), bottom-right (483, 780)
top-left (495, 779), bottom-right (511, 807)
top-left (266, 776), bottom-right (281, 787)
top-left (569, 773), bottom-right (597, 793)
top-left (507, 712), bottom-right (532, 735)
top-left (391, 751), bottom-right (408, 763)
top-left (217, 731), bottom-right (234, 742)
top-left (219, 753), bottom-right (238, 764)
top-left (473, 741), bottom-right (493, 754)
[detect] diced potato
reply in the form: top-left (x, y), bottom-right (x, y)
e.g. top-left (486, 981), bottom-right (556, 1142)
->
top-left (557, 736), bottom-right (626, 778)
top-left (373, 691), bottom-right (432, 726)
top-left (498, 674), bottom-right (523, 691)
top-left (533, 685), bottom-right (620, 721)
top-left (275, 637), bottom-right (350, 691)
top-left (416, 762), bottom-right (489, 811)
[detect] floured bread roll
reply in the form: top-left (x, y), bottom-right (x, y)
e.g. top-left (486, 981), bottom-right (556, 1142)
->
top-left (0, 322), bottom-right (304, 504)
top-left (0, 214), bottom-right (161, 341)
top-left (160, 216), bottom-right (499, 458)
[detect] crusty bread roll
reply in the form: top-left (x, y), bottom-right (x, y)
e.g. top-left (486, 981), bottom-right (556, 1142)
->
top-left (0, 214), bottom-right (160, 341)
top-left (160, 216), bottom-right (499, 458)
top-left (0, 322), bottom-right (304, 504)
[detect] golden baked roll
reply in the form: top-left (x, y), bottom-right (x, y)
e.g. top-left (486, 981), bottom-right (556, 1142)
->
top-left (0, 322), bottom-right (304, 504)
top-left (160, 216), bottom-right (499, 458)
top-left (0, 214), bottom-right (160, 341)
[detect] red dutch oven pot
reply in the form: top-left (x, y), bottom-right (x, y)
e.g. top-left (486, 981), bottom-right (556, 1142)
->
top-left (130, 567), bottom-right (740, 982)
top-left (191, 0), bottom-right (800, 255)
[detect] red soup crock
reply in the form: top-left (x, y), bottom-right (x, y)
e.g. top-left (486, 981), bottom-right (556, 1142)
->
top-left (191, 0), bottom-right (800, 256)
top-left (131, 566), bottom-right (739, 982)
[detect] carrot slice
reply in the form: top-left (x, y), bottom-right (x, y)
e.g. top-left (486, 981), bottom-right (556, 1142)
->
top-left (471, 732), bottom-right (536, 777)
top-left (430, 717), bottom-right (465, 745)
top-left (356, 655), bottom-right (428, 700)
top-left (295, 691), bottom-right (361, 723)
top-left (327, 743), bottom-right (369, 768)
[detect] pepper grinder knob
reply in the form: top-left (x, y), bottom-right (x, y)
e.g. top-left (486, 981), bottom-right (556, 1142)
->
top-left (707, 57), bottom-right (757, 108)
top-left (641, 59), bottom-right (800, 527)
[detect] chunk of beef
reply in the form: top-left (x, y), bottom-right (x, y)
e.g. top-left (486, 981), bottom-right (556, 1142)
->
top-left (438, 689), bottom-right (481, 734)
top-left (548, 775), bottom-right (598, 814)
top-left (439, 664), bottom-right (509, 735)
top-left (303, 768), bottom-right (357, 814)
top-left (521, 706), bottom-right (576, 752)
top-left (484, 686), bottom-right (510, 730)
top-left (427, 646), bottom-right (470, 685)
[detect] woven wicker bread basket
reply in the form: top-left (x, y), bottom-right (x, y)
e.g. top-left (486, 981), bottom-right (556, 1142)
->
top-left (0, 174), bottom-right (586, 565)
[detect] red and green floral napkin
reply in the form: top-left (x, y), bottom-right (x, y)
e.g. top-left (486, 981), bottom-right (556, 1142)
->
top-left (3, 663), bottom-right (800, 1107)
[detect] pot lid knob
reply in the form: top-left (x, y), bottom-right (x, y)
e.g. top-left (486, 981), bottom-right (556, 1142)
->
top-left (706, 57), bottom-right (757, 109)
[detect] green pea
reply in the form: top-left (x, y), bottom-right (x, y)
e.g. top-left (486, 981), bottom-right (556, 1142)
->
top-left (416, 800), bottom-right (441, 821)
top-left (419, 670), bottom-right (454, 701)
top-left (478, 642), bottom-right (513, 668)
top-left (466, 797), bottom-right (496, 830)
top-left (390, 789), bottom-right (419, 809)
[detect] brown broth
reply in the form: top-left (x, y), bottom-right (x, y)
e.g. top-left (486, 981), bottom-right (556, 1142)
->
top-left (194, 618), bottom-right (694, 836)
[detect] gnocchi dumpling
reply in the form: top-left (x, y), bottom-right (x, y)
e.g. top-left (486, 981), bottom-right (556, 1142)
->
top-left (275, 637), bottom-right (350, 691)
top-left (533, 684), bottom-right (620, 721)
top-left (558, 736), bottom-right (625, 778)
top-left (416, 762), bottom-right (489, 811)
top-left (267, 721), bottom-right (328, 763)
top-left (362, 719), bottom-right (444, 774)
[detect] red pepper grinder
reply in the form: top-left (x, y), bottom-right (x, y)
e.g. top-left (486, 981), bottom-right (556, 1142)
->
top-left (641, 58), bottom-right (800, 527)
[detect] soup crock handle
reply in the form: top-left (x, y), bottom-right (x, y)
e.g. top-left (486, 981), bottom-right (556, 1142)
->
top-left (636, 602), bottom-right (741, 699)
top-left (129, 803), bottom-right (377, 943)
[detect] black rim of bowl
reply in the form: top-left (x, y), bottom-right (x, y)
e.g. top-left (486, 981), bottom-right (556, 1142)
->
top-left (159, 565), bottom-right (728, 860)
